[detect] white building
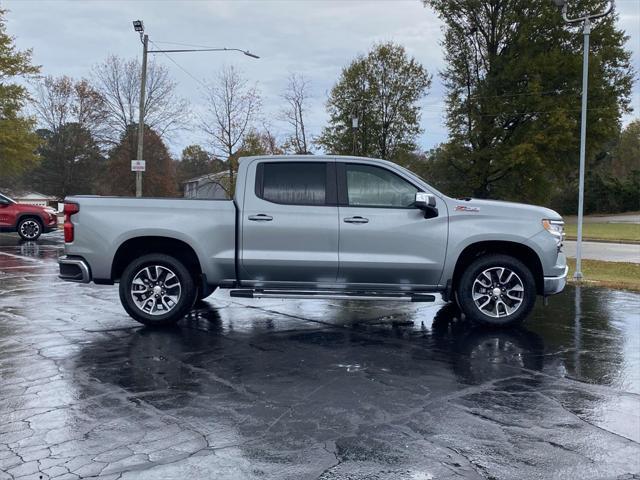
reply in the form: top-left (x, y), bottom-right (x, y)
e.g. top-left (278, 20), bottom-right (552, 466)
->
top-left (0, 189), bottom-right (58, 208)
top-left (183, 172), bottom-right (231, 200)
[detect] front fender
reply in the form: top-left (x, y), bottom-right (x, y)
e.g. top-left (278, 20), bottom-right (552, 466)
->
top-left (440, 213), bottom-right (543, 286)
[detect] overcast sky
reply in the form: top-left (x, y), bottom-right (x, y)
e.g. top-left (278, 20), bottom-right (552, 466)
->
top-left (4, 0), bottom-right (639, 157)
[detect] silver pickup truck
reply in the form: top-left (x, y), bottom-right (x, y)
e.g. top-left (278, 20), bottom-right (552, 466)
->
top-left (59, 155), bottom-right (567, 327)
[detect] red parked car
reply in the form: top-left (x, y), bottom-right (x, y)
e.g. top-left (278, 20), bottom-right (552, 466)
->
top-left (0, 192), bottom-right (58, 241)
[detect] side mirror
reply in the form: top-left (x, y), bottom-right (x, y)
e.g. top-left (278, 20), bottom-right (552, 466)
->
top-left (414, 192), bottom-right (438, 218)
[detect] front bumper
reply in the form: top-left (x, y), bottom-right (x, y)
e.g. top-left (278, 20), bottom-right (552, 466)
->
top-left (544, 265), bottom-right (568, 295)
top-left (58, 255), bottom-right (91, 283)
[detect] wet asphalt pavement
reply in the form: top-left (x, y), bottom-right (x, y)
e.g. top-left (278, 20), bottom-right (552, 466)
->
top-left (1, 233), bottom-right (639, 480)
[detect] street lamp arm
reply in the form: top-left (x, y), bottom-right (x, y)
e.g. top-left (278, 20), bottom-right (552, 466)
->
top-left (148, 47), bottom-right (259, 58)
top-left (561, 0), bottom-right (614, 24)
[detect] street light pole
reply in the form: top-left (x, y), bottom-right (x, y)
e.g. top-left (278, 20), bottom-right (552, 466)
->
top-left (136, 33), bottom-right (148, 198)
top-left (131, 20), bottom-right (259, 198)
top-left (351, 113), bottom-right (359, 155)
top-left (553, 0), bottom-right (614, 280)
top-left (575, 19), bottom-right (590, 279)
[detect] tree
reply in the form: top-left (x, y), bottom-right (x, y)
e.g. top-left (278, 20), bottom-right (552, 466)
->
top-left (91, 55), bottom-right (189, 143)
top-left (424, 0), bottom-right (633, 203)
top-left (174, 144), bottom-right (225, 185)
top-left (237, 128), bottom-right (284, 157)
top-left (102, 126), bottom-right (177, 197)
top-left (0, 8), bottom-right (40, 180)
top-left (578, 119), bottom-right (640, 214)
top-left (32, 75), bottom-right (107, 138)
top-left (28, 75), bottom-right (108, 197)
top-left (317, 42), bottom-right (431, 161)
top-left (280, 73), bottom-right (311, 154)
top-left (609, 119), bottom-right (640, 180)
top-left (31, 124), bottom-right (104, 198)
top-left (200, 65), bottom-right (261, 190)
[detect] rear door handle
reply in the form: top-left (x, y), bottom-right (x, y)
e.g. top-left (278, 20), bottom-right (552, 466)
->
top-left (344, 216), bottom-right (369, 224)
top-left (248, 214), bottom-right (273, 222)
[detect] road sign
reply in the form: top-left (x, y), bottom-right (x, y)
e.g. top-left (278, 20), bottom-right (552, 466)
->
top-left (131, 160), bottom-right (146, 172)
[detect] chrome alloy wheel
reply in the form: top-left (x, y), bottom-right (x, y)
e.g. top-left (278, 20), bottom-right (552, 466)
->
top-left (471, 267), bottom-right (524, 318)
top-left (19, 220), bottom-right (40, 239)
top-left (130, 265), bottom-right (182, 316)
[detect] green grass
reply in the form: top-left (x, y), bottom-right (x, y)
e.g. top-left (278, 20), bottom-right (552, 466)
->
top-left (567, 258), bottom-right (640, 291)
top-left (564, 223), bottom-right (640, 243)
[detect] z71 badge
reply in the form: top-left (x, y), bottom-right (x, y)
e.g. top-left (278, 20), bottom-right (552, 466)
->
top-left (455, 205), bottom-right (480, 212)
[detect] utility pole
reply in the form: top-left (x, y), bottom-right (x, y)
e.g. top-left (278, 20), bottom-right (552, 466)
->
top-left (136, 33), bottom-right (148, 198)
top-left (131, 19), bottom-right (259, 198)
top-left (351, 113), bottom-right (359, 155)
top-left (553, 0), bottom-right (614, 280)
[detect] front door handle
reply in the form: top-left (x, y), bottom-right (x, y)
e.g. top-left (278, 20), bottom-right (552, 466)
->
top-left (248, 214), bottom-right (273, 222)
top-left (344, 216), bottom-right (369, 224)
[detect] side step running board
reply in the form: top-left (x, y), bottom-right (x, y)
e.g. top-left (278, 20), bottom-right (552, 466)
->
top-left (229, 289), bottom-right (436, 303)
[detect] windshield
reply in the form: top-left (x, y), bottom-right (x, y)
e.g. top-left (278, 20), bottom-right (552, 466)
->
top-left (0, 193), bottom-right (16, 204)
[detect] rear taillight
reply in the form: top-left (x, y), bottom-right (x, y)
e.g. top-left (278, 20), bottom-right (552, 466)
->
top-left (63, 203), bottom-right (79, 243)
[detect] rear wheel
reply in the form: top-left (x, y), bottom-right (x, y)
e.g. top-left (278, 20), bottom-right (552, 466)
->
top-left (457, 254), bottom-right (536, 327)
top-left (17, 217), bottom-right (42, 241)
top-left (119, 253), bottom-right (196, 327)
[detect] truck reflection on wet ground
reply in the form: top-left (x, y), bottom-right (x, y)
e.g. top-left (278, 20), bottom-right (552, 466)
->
top-left (0, 232), bottom-right (639, 479)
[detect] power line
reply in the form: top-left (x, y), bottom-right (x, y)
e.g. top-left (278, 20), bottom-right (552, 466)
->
top-left (149, 39), bottom-right (208, 89)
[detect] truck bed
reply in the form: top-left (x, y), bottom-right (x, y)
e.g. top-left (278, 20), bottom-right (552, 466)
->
top-left (64, 196), bottom-right (237, 284)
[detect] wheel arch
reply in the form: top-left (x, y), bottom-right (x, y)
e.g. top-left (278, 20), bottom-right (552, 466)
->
top-left (16, 213), bottom-right (43, 229)
top-left (111, 236), bottom-right (203, 283)
top-left (451, 241), bottom-right (544, 296)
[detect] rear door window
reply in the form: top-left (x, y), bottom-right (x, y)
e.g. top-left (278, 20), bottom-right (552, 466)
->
top-left (257, 162), bottom-right (329, 206)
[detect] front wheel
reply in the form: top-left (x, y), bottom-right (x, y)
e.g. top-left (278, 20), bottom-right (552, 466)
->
top-left (457, 254), bottom-right (536, 327)
top-left (119, 254), bottom-right (196, 327)
top-left (17, 217), bottom-right (42, 241)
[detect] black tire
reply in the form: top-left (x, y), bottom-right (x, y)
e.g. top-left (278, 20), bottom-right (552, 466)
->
top-left (119, 253), bottom-right (196, 327)
top-left (17, 217), bottom-right (42, 241)
top-left (456, 254), bottom-right (536, 327)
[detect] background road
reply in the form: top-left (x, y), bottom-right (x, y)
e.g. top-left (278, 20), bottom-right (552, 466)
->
top-left (566, 213), bottom-right (640, 224)
top-left (564, 240), bottom-right (640, 263)
top-left (1, 232), bottom-right (639, 480)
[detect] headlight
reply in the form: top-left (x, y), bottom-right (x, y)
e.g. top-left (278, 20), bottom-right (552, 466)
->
top-left (542, 219), bottom-right (565, 242)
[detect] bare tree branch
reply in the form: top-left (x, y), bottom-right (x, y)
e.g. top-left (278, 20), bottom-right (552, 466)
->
top-left (200, 66), bottom-right (261, 187)
top-left (91, 55), bottom-right (190, 143)
top-left (31, 75), bottom-right (108, 140)
top-left (279, 73), bottom-right (311, 154)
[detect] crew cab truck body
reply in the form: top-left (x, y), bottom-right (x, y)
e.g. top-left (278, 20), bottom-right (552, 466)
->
top-left (59, 155), bottom-right (568, 327)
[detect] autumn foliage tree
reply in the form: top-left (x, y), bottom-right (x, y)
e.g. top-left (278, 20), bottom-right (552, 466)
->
top-left (174, 144), bottom-right (225, 185)
top-left (103, 126), bottom-right (177, 197)
top-left (29, 75), bottom-right (107, 197)
top-left (0, 8), bottom-right (40, 181)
